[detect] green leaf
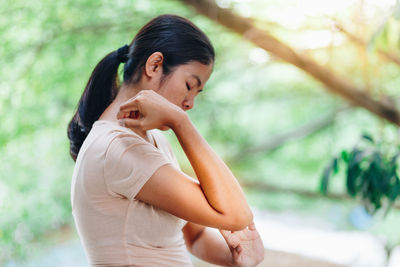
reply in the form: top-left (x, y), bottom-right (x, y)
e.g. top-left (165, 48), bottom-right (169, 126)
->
top-left (346, 148), bottom-right (365, 197)
top-left (346, 163), bottom-right (361, 197)
top-left (369, 152), bottom-right (383, 191)
top-left (333, 157), bottom-right (339, 174)
top-left (320, 157), bottom-right (338, 194)
top-left (390, 151), bottom-right (400, 165)
top-left (350, 148), bottom-right (365, 167)
top-left (388, 175), bottom-right (400, 201)
top-left (341, 150), bottom-right (349, 163)
top-left (361, 133), bottom-right (374, 143)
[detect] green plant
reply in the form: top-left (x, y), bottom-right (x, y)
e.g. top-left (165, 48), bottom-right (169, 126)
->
top-left (320, 133), bottom-right (400, 215)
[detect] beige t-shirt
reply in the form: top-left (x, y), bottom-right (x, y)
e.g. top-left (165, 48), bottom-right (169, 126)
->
top-left (70, 120), bottom-right (193, 267)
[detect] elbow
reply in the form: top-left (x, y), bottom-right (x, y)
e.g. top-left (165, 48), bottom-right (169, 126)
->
top-left (237, 209), bottom-right (254, 230)
top-left (225, 209), bottom-right (254, 231)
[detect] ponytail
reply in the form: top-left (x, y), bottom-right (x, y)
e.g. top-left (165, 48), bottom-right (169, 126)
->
top-left (67, 45), bottom-right (130, 161)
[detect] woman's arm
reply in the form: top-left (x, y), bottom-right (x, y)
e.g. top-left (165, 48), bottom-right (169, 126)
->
top-left (183, 221), bottom-right (265, 267)
top-left (118, 90), bottom-right (253, 230)
top-left (170, 111), bottom-right (252, 223)
top-left (183, 222), bottom-right (233, 267)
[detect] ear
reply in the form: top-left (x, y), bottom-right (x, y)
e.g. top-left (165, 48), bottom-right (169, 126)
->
top-left (144, 52), bottom-right (164, 78)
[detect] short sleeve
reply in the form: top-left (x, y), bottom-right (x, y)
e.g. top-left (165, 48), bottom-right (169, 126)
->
top-left (151, 130), bottom-right (181, 170)
top-left (104, 133), bottom-right (172, 201)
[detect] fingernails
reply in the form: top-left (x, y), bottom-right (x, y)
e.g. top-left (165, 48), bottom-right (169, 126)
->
top-left (118, 119), bottom-right (125, 127)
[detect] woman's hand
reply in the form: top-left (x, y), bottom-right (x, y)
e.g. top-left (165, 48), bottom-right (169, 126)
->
top-left (117, 90), bottom-right (185, 131)
top-left (220, 222), bottom-right (264, 267)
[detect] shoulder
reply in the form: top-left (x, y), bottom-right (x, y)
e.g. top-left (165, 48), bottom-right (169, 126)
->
top-left (150, 129), bottom-right (169, 144)
top-left (100, 125), bottom-right (165, 168)
top-left (93, 120), bottom-right (150, 150)
top-left (153, 129), bottom-right (177, 147)
top-left (104, 129), bottom-right (172, 184)
top-left (150, 130), bottom-right (178, 163)
top-left (106, 131), bottom-right (159, 161)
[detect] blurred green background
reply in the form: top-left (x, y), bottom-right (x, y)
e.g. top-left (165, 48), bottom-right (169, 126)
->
top-left (1, 0), bottom-right (400, 264)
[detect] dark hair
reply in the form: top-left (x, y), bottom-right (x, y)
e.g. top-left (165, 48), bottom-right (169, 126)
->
top-left (67, 14), bottom-right (215, 161)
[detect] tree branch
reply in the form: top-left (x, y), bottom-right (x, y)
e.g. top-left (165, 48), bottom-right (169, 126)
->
top-left (229, 107), bottom-right (345, 163)
top-left (333, 20), bottom-right (400, 67)
top-left (241, 180), bottom-right (400, 210)
top-left (179, 0), bottom-right (400, 126)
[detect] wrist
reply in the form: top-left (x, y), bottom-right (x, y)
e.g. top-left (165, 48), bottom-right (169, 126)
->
top-left (170, 109), bottom-right (189, 133)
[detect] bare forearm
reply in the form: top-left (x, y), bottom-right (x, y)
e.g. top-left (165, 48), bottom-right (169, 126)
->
top-left (190, 228), bottom-right (233, 267)
top-left (172, 113), bottom-right (252, 227)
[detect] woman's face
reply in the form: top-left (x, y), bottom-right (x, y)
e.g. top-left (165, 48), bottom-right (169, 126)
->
top-left (156, 61), bottom-right (213, 111)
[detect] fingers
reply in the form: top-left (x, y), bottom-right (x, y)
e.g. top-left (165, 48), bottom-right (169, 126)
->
top-left (219, 229), bottom-right (241, 248)
top-left (118, 97), bottom-right (141, 119)
top-left (248, 221), bottom-right (256, 231)
top-left (235, 246), bottom-right (242, 253)
top-left (129, 110), bottom-right (140, 119)
top-left (219, 229), bottom-right (229, 236)
top-left (119, 90), bottom-right (154, 112)
top-left (219, 229), bottom-right (234, 237)
top-left (117, 109), bottom-right (141, 120)
top-left (118, 118), bottom-right (142, 129)
top-left (119, 94), bottom-right (140, 109)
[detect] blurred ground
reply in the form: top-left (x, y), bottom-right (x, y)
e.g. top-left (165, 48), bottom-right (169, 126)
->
top-left (5, 207), bottom-right (388, 267)
top-left (4, 238), bottom-right (347, 267)
top-left (194, 249), bottom-right (347, 267)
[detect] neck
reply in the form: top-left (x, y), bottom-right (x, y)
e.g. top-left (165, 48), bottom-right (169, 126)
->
top-left (115, 83), bottom-right (141, 105)
top-left (99, 83), bottom-right (148, 139)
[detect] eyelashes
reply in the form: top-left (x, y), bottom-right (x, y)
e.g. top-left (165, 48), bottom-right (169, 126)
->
top-left (186, 82), bottom-right (202, 93)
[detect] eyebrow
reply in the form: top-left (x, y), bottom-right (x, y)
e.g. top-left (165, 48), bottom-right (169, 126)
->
top-left (191, 74), bottom-right (202, 87)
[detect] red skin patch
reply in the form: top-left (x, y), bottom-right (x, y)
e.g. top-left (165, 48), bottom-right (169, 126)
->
top-left (129, 110), bottom-right (140, 119)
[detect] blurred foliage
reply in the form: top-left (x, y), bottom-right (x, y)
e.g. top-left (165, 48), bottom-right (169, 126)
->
top-left (320, 133), bottom-right (400, 214)
top-left (2, 0), bottom-right (400, 263)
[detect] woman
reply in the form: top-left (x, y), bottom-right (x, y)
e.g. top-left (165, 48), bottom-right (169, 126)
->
top-left (68, 14), bottom-right (264, 267)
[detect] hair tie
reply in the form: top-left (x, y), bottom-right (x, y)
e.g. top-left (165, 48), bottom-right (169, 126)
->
top-left (117, 44), bottom-right (130, 63)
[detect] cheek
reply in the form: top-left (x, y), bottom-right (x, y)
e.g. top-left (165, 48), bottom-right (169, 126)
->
top-left (161, 85), bottom-right (186, 105)
top-left (169, 81), bottom-right (187, 100)
top-left (174, 88), bottom-right (188, 104)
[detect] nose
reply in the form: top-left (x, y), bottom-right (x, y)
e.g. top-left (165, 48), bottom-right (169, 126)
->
top-left (183, 98), bottom-right (194, 111)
